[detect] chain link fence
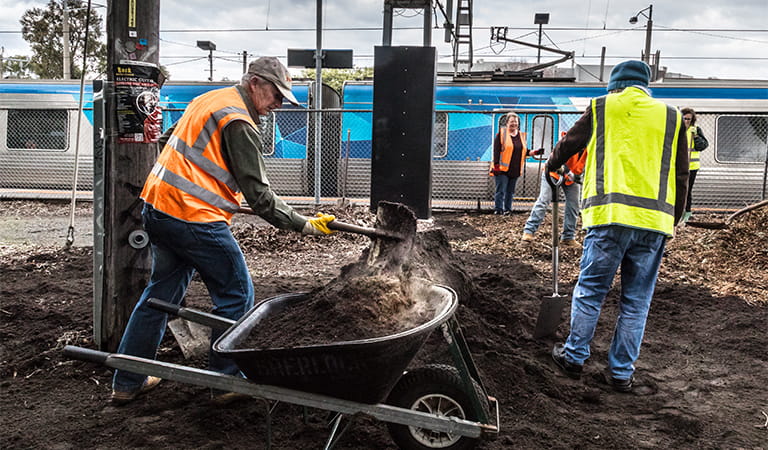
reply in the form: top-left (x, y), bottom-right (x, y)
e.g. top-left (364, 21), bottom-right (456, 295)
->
top-left (2, 104), bottom-right (766, 211)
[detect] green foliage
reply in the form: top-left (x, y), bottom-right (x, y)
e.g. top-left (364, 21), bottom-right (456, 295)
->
top-left (300, 67), bottom-right (374, 92)
top-left (20, 0), bottom-right (107, 79)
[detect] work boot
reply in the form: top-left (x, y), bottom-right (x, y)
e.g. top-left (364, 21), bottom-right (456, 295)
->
top-left (521, 232), bottom-right (535, 243)
top-left (210, 391), bottom-right (252, 406)
top-left (608, 375), bottom-right (635, 393)
top-left (111, 376), bottom-right (162, 405)
top-left (559, 239), bottom-right (579, 248)
top-left (551, 343), bottom-right (582, 379)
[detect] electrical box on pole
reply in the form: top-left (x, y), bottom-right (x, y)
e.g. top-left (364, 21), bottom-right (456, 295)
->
top-left (96, 0), bottom-right (162, 351)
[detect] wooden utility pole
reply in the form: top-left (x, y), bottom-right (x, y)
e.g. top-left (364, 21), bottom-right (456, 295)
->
top-left (99, 0), bottom-right (161, 351)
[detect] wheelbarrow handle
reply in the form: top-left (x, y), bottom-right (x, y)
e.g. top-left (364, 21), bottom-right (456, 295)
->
top-left (63, 345), bottom-right (109, 365)
top-left (146, 298), bottom-right (180, 315)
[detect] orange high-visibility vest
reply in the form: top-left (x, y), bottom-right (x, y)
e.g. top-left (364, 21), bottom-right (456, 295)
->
top-left (549, 150), bottom-right (587, 185)
top-left (491, 129), bottom-right (527, 176)
top-left (141, 87), bottom-right (255, 224)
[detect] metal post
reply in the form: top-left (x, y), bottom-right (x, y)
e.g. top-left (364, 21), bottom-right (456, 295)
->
top-left (423, 5), bottom-right (431, 46)
top-left (314, 0), bottom-right (323, 204)
top-left (537, 24), bottom-right (542, 63)
top-left (599, 46), bottom-right (606, 81)
top-left (443, 0), bottom-right (453, 43)
top-left (643, 5), bottom-right (653, 65)
top-left (382, 1), bottom-right (393, 46)
top-left (63, 1), bottom-right (71, 79)
top-left (242, 50), bottom-right (247, 73)
top-left (207, 49), bottom-right (213, 81)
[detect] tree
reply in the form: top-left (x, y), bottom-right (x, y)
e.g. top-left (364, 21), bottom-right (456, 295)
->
top-left (300, 67), bottom-right (374, 92)
top-left (20, 0), bottom-right (107, 79)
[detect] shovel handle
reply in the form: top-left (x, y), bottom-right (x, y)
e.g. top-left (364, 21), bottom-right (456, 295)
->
top-left (237, 207), bottom-right (403, 241)
top-left (329, 220), bottom-right (404, 241)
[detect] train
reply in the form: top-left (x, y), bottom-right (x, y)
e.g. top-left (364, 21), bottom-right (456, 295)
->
top-left (1, 77), bottom-right (766, 210)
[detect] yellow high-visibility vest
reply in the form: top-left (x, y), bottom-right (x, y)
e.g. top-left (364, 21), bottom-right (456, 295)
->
top-left (142, 87), bottom-right (255, 224)
top-left (581, 87), bottom-right (682, 236)
top-left (687, 126), bottom-right (701, 171)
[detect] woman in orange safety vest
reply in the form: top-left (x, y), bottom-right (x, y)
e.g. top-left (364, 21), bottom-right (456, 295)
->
top-left (490, 112), bottom-right (543, 215)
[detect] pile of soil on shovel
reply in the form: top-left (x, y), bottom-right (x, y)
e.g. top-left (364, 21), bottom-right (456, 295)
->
top-left (242, 201), bottom-right (479, 348)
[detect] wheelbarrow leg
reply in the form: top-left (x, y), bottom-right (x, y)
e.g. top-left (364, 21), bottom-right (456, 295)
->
top-left (324, 413), bottom-right (354, 450)
top-left (264, 400), bottom-right (282, 450)
top-left (441, 317), bottom-right (492, 425)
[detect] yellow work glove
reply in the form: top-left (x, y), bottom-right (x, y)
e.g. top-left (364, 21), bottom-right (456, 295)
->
top-left (302, 213), bottom-right (337, 235)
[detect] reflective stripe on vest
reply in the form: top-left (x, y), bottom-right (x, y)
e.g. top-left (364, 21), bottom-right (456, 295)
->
top-left (582, 88), bottom-right (681, 236)
top-left (687, 126), bottom-right (700, 170)
top-left (141, 87), bottom-right (254, 223)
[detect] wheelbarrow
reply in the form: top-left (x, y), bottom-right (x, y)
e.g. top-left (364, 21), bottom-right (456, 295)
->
top-left (64, 284), bottom-right (499, 450)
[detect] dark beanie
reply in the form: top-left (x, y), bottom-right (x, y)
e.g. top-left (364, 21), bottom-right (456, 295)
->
top-left (607, 60), bottom-right (651, 91)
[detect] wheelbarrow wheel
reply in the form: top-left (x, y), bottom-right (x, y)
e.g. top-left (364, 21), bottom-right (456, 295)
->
top-left (386, 364), bottom-right (489, 450)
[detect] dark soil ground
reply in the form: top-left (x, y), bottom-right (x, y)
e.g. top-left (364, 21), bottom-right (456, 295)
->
top-left (1, 200), bottom-right (767, 449)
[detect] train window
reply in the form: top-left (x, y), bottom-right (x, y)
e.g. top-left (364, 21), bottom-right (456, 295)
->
top-left (531, 115), bottom-right (554, 155)
top-left (6, 109), bottom-right (69, 151)
top-left (259, 112), bottom-right (276, 156)
top-left (433, 112), bottom-right (448, 158)
top-left (715, 115), bottom-right (768, 164)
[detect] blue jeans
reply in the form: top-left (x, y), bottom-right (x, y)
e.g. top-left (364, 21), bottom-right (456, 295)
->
top-left (523, 171), bottom-right (581, 240)
top-left (562, 225), bottom-right (666, 380)
top-left (493, 174), bottom-right (519, 213)
top-left (112, 205), bottom-right (254, 392)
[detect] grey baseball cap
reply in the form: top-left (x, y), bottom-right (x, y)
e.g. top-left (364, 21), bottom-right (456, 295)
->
top-left (247, 57), bottom-right (299, 106)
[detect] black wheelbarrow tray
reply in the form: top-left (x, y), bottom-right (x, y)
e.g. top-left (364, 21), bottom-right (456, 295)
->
top-left (64, 284), bottom-right (499, 449)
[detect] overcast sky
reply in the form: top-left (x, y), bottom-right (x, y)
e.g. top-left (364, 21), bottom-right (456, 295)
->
top-left (1, 0), bottom-right (766, 81)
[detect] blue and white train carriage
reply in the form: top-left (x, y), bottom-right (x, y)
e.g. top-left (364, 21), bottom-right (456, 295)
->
top-left (341, 80), bottom-right (768, 209)
top-left (0, 77), bottom-right (766, 210)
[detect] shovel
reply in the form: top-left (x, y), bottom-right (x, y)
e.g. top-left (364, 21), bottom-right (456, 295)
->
top-left (534, 171), bottom-right (569, 339)
top-left (237, 207), bottom-right (404, 241)
top-left (685, 199), bottom-right (768, 230)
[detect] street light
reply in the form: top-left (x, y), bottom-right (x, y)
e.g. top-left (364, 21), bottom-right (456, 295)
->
top-left (629, 5), bottom-right (653, 65)
top-left (534, 13), bottom-right (550, 64)
top-left (196, 40), bottom-right (216, 81)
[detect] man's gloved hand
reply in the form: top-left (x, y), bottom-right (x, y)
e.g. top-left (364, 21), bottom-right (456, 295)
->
top-left (531, 148), bottom-right (545, 156)
top-left (302, 213), bottom-right (337, 235)
top-left (490, 164), bottom-right (502, 175)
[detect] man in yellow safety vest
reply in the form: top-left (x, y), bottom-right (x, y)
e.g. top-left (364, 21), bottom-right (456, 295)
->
top-left (546, 60), bottom-right (689, 393)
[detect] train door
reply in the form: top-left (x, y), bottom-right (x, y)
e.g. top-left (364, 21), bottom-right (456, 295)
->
top-left (430, 109), bottom-right (497, 204)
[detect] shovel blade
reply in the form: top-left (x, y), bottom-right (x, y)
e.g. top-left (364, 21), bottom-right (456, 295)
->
top-left (533, 294), bottom-right (568, 339)
top-left (168, 318), bottom-right (210, 359)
